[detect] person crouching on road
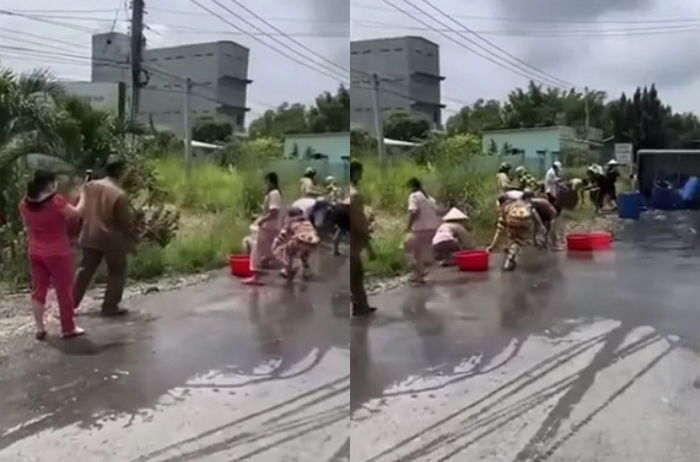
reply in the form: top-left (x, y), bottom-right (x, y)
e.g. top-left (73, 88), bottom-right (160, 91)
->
top-left (20, 170), bottom-right (86, 339)
top-left (527, 191), bottom-right (559, 250)
top-left (273, 207), bottom-right (320, 281)
top-left (243, 172), bottom-right (282, 286)
top-left (487, 193), bottom-right (536, 271)
top-left (432, 207), bottom-right (475, 266)
top-left (404, 177), bottom-right (441, 285)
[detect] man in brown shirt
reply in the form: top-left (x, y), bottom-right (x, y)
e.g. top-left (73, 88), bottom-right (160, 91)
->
top-left (349, 160), bottom-right (376, 316)
top-left (74, 156), bottom-right (136, 316)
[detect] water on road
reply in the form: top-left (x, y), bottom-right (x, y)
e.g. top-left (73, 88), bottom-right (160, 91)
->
top-left (352, 211), bottom-right (700, 461)
top-left (0, 255), bottom-right (350, 462)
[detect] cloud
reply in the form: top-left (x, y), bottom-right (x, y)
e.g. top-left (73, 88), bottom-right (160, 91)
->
top-left (496, 0), bottom-right (654, 21)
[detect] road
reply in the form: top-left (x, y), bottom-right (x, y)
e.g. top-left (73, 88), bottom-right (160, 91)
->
top-left (351, 211), bottom-right (700, 461)
top-left (0, 254), bottom-right (350, 462)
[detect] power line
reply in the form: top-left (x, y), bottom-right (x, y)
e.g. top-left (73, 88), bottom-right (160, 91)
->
top-left (224, 0), bottom-right (348, 75)
top-left (352, 2), bottom-right (699, 25)
top-left (187, 0), bottom-right (347, 84)
top-left (354, 20), bottom-right (700, 37)
top-left (0, 10), bottom-right (98, 33)
top-left (5, 8), bottom-right (118, 14)
top-left (379, 0), bottom-right (569, 89)
top-left (0, 27), bottom-right (88, 51)
top-left (416, 0), bottom-right (575, 88)
top-left (146, 6), bottom-right (347, 23)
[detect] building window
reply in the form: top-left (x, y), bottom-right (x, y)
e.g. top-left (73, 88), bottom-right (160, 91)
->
top-left (351, 51), bottom-right (359, 55)
top-left (362, 50), bottom-right (371, 54)
top-left (380, 48), bottom-right (390, 52)
top-left (194, 53), bottom-right (203, 57)
top-left (427, 52), bottom-right (434, 57)
top-left (205, 52), bottom-right (214, 57)
top-left (237, 114), bottom-right (244, 126)
top-left (394, 47), bottom-right (403, 52)
top-left (175, 55), bottom-right (184, 60)
top-left (414, 49), bottom-right (423, 54)
top-left (164, 56), bottom-right (172, 60)
top-left (174, 110), bottom-right (181, 115)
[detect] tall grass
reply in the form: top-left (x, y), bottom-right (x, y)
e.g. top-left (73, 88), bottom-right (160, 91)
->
top-left (358, 152), bottom-right (499, 278)
top-left (128, 157), bottom-right (274, 280)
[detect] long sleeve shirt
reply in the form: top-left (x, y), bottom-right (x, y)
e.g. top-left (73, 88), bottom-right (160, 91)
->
top-left (79, 178), bottom-right (136, 252)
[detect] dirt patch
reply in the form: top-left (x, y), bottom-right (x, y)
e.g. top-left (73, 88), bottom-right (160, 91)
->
top-left (0, 271), bottom-right (218, 346)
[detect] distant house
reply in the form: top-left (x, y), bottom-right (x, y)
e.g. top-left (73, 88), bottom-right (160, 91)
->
top-left (283, 132), bottom-right (350, 164)
top-left (482, 126), bottom-right (604, 166)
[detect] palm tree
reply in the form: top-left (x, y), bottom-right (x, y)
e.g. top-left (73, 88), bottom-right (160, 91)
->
top-left (0, 69), bottom-right (64, 229)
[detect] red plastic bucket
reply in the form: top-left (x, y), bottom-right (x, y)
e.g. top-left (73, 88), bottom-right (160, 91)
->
top-left (566, 232), bottom-right (612, 251)
top-left (589, 231), bottom-right (612, 250)
top-left (229, 255), bottom-right (253, 278)
top-left (455, 249), bottom-right (489, 272)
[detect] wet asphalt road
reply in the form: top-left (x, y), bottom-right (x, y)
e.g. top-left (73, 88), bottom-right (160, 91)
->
top-left (0, 254), bottom-right (350, 462)
top-left (352, 211), bottom-right (700, 461)
top-left (4, 212), bottom-right (700, 461)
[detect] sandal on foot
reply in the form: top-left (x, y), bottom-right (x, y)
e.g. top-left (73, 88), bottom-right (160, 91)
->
top-left (35, 331), bottom-right (47, 341)
top-left (62, 327), bottom-right (86, 339)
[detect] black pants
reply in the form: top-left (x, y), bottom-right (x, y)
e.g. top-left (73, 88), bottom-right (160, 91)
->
top-left (350, 252), bottom-right (369, 313)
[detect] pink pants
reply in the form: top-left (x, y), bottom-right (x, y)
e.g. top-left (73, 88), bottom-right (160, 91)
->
top-left (250, 227), bottom-right (279, 272)
top-left (404, 230), bottom-right (436, 270)
top-left (29, 255), bottom-right (76, 334)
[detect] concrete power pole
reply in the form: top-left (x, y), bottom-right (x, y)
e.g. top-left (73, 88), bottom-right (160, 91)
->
top-left (184, 78), bottom-right (193, 181)
top-left (130, 0), bottom-right (145, 127)
top-left (370, 73), bottom-right (386, 169)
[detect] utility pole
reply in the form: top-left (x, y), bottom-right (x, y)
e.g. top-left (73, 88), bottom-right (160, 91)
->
top-left (584, 86), bottom-right (590, 141)
top-left (130, 0), bottom-right (144, 127)
top-left (184, 78), bottom-right (193, 181)
top-left (370, 73), bottom-right (386, 169)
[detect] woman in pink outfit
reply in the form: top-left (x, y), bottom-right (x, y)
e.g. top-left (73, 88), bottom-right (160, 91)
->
top-left (20, 170), bottom-right (85, 339)
top-left (404, 177), bottom-right (440, 284)
top-left (244, 172), bottom-right (282, 286)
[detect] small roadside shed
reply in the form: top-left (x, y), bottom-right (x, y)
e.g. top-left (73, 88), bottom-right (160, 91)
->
top-left (637, 149), bottom-right (700, 196)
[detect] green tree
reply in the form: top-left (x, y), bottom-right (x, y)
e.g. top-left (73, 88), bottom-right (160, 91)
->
top-left (307, 85), bottom-right (350, 132)
top-left (446, 99), bottom-right (503, 135)
top-left (248, 103), bottom-right (309, 139)
top-left (192, 117), bottom-right (233, 143)
top-left (383, 112), bottom-right (430, 141)
top-left (0, 69), bottom-right (64, 228)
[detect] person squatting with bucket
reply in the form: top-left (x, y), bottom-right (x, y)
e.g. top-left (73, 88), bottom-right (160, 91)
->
top-left (432, 208), bottom-right (475, 266)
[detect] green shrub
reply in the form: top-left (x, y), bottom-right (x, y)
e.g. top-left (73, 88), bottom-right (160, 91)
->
top-left (129, 244), bottom-right (166, 280)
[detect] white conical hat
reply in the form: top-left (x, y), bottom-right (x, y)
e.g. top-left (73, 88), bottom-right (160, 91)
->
top-left (443, 207), bottom-right (469, 222)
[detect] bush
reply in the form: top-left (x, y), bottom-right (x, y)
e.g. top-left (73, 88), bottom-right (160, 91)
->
top-left (163, 213), bottom-right (248, 273)
top-left (129, 244), bottom-right (166, 280)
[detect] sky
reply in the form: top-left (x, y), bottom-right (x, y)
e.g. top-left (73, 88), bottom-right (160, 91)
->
top-left (0, 0), bottom-right (349, 119)
top-left (351, 0), bottom-right (700, 121)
